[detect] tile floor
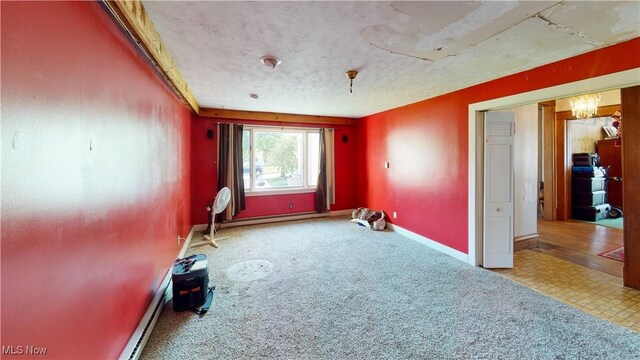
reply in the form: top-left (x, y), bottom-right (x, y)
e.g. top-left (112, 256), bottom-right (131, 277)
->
top-left (493, 250), bottom-right (640, 332)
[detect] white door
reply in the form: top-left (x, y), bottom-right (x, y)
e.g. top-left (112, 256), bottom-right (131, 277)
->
top-left (483, 111), bottom-right (515, 268)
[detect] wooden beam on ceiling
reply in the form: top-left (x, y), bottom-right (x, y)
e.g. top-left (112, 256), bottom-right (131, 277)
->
top-left (104, 0), bottom-right (200, 113)
top-left (199, 108), bottom-right (358, 126)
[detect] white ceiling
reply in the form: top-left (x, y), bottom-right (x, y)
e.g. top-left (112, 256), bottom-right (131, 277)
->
top-left (143, 1), bottom-right (639, 118)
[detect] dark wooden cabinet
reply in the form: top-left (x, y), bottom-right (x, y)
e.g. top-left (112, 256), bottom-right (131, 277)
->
top-left (598, 139), bottom-right (623, 208)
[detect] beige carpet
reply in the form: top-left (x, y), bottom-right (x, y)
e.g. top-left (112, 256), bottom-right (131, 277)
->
top-left (141, 217), bottom-right (640, 359)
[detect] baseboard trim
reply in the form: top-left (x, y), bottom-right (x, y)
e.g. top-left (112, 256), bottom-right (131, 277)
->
top-left (514, 233), bottom-right (539, 252)
top-left (181, 224), bottom-right (208, 253)
top-left (219, 212), bottom-right (330, 228)
top-left (212, 209), bottom-right (353, 229)
top-left (387, 223), bottom-right (469, 263)
top-left (514, 233), bottom-right (539, 242)
top-left (330, 209), bottom-right (355, 217)
top-left (118, 225), bottom-right (201, 360)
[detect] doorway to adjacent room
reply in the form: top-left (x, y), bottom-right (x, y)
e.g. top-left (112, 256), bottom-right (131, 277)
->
top-left (468, 69), bottom-right (639, 286)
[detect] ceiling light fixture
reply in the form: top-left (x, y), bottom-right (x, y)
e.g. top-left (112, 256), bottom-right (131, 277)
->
top-left (345, 70), bottom-right (358, 93)
top-left (260, 56), bottom-right (281, 69)
top-left (569, 93), bottom-right (601, 119)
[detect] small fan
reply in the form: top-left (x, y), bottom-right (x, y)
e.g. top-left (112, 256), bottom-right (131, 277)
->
top-left (190, 187), bottom-right (231, 248)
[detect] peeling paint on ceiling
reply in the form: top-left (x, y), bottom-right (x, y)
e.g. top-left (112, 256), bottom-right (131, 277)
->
top-left (360, 1), bottom-right (551, 62)
top-left (142, 1), bottom-right (640, 118)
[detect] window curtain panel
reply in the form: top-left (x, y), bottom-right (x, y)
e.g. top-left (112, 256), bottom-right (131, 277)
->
top-left (218, 123), bottom-right (245, 221)
top-left (315, 129), bottom-right (327, 212)
top-left (315, 128), bottom-right (335, 212)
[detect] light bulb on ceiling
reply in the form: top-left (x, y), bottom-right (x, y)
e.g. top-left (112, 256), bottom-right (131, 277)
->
top-left (260, 56), bottom-right (281, 69)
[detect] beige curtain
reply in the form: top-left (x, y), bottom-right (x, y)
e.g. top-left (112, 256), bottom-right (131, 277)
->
top-left (316, 128), bottom-right (335, 212)
top-left (325, 128), bottom-right (335, 209)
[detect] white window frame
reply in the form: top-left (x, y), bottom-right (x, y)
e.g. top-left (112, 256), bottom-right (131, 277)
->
top-left (243, 126), bottom-right (320, 196)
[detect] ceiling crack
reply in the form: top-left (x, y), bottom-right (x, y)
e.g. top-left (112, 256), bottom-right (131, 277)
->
top-left (367, 1), bottom-right (570, 63)
top-left (461, 1), bottom-right (563, 50)
top-left (535, 13), bottom-right (604, 47)
top-left (368, 42), bottom-right (434, 62)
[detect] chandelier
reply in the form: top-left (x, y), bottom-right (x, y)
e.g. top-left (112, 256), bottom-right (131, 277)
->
top-left (569, 93), bottom-right (601, 119)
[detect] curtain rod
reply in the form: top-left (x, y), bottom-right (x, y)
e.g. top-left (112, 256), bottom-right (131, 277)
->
top-left (211, 122), bottom-right (329, 131)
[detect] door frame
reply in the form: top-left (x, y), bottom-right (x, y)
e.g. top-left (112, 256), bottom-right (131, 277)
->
top-left (467, 68), bottom-right (640, 267)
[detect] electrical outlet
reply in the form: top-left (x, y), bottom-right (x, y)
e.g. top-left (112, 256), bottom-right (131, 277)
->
top-left (289, 203), bottom-right (294, 209)
top-left (384, 161), bottom-right (390, 169)
top-left (177, 236), bottom-right (183, 245)
top-left (393, 211), bottom-right (397, 219)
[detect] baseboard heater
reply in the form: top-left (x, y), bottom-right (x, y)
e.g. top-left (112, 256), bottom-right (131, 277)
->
top-left (118, 225), bottom-right (205, 360)
top-left (220, 211), bottom-right (327, 228)
top-left (219, 209), bottom-right (354, 228)
top-left (119, 273), bottom-right (169, 360)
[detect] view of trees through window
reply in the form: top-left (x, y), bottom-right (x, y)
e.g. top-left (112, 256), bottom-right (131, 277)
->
top-left (243, 128), bottom-right (320, 191)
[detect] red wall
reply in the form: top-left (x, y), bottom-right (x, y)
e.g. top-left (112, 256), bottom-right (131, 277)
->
top-left (191, 117), bottom-right (219, 223)
top-left (190, 117), bottom-right (361, 224)
top-left (2, 2), bottom-right (636, 356)
top-left (360, 37), bottom-right (640, 254)
top-left (1, 2), bottom-right (191, 359)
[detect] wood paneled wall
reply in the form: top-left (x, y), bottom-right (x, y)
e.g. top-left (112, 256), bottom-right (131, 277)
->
top-left (622, 86), bottom-right (640, 289)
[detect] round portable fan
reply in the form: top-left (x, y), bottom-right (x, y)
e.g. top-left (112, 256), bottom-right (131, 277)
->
top-left (191, 187), bottom-right (231, 248)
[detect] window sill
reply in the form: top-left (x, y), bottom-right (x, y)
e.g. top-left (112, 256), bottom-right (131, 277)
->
top-left (245, 188), bottom-right (317, 197)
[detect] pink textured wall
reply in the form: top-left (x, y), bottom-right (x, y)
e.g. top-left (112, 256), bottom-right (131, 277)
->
top-left (1, 2), bottom-right (191, 358)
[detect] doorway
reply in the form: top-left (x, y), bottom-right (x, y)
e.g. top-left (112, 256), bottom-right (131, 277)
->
top-left (536, 91), bottom-right (625, 277)
top-left (481, 101), bottom-right (625, 276)
top-left (530, 90), bottom-right (624, 277)
top-left (467, 68), bottom-right (640, 288)
top-left (554, 89), bottom-right (623, 228)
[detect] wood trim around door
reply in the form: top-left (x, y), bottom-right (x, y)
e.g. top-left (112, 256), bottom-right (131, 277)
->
top-left (555, 112), bottom-right (568, 220)
top-left (621, 86), bottom-right (640, 289)
top-left (540, 101), bottom-right (556, 221)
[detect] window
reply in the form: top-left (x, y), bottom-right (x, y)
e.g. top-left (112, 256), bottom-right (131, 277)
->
top-left (243, 127), bottom-right (320, 193)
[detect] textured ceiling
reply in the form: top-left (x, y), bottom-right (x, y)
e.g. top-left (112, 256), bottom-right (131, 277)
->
top-left (142, 1), bottom-right (639, 118)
